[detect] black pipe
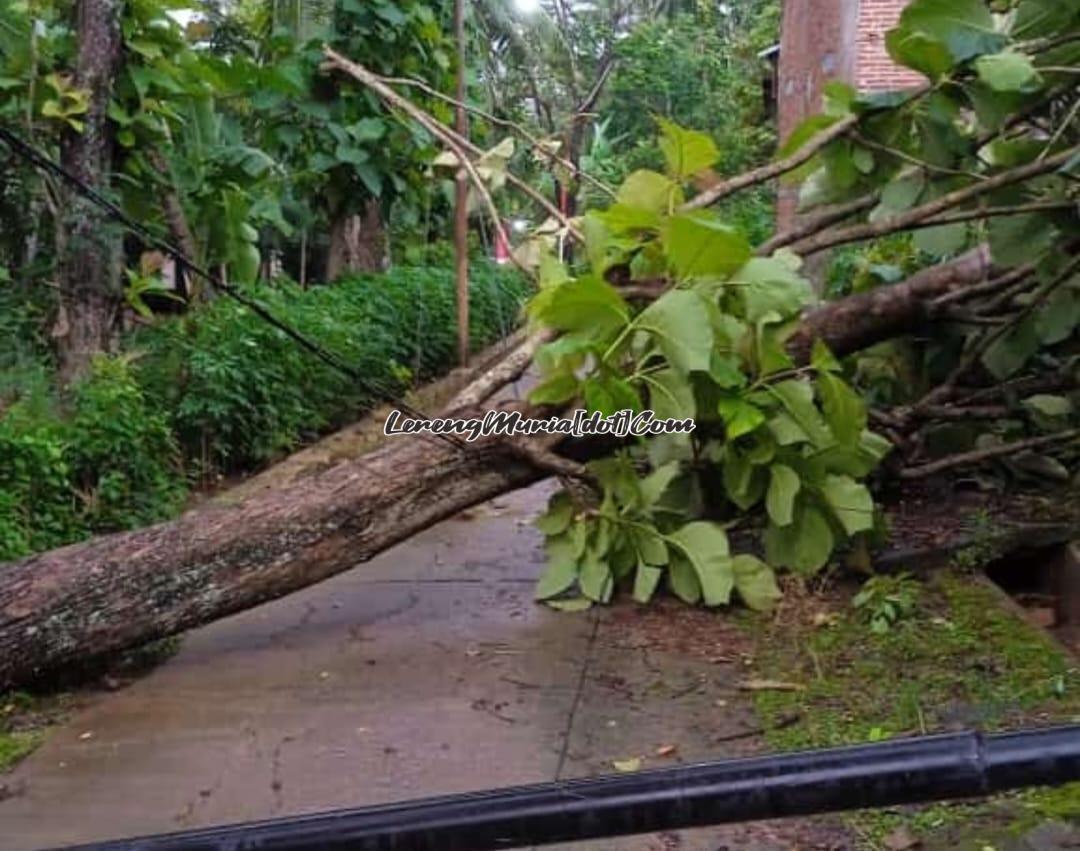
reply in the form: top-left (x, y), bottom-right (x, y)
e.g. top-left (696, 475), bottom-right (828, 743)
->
top-left (52, 725), bottom-right (1080, 851)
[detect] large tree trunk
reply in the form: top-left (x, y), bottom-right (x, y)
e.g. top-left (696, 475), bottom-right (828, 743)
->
top-left (54, 0), bottom-right (125, 387)
top-left (325, 198), bottom-right (388, 281)
top-left (0, 252), bottom-right (996, 688)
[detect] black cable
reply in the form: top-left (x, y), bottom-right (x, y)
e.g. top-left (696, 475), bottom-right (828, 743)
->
top-left (0, 125), bottom-right (470, 451)
top-left (46, 725), bottom-right (1080, 851)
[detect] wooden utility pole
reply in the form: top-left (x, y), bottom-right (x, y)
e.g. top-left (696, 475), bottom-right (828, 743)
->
top-left (454, 0), bottom-right (470, 366)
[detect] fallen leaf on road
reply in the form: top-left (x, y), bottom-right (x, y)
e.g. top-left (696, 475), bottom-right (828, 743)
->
top-left (612, 757), bottom-right (642, 773)
top-left (737, 679), bottom-right (804, 692)
top-left (655, 744), bottom-right (678, 758)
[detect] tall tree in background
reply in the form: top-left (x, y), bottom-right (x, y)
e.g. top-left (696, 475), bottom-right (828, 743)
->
top-left (55, 0), bottom-right (125, 385)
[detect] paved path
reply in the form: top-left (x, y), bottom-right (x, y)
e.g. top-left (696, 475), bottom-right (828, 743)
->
top-left (1, 482), bottom-right (847, 851)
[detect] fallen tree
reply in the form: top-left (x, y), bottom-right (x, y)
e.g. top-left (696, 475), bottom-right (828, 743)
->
top-left (3, 2), bottom-right (1080, 687)
top-left (0, 249), bottom-right (1047, 688)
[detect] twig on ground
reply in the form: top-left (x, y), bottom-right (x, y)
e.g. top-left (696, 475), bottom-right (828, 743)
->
top-left (901, 429), bottom-right (1080, 479)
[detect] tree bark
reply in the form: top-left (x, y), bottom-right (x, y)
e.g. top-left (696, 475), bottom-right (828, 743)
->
top-left (54, 0), bottom-right (125, 387)
top-left (0, 251), bottom-right (998, 688)
top-left (325, 198), bottom-right (388, 282)
top-left (0, 415), bottom-right (554, 689)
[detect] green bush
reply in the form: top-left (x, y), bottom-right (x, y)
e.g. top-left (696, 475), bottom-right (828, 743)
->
top-left (133, 262), bottom-right (528, 473)
top-left (0, 263), bottom-right (527, 561)
top-left (0, 356), bottom-right (186, 560)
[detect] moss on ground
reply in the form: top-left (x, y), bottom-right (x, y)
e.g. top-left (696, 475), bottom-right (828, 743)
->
top-left (749, 572), bottom-right (1080, 850)
top-left (0, 691), bottom-right (49, 773)
top-left (0, 730), bottom-right (42, 772)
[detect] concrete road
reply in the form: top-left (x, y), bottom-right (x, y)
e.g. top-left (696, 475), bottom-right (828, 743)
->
top-left (0, 482), bottom-right (847, 850)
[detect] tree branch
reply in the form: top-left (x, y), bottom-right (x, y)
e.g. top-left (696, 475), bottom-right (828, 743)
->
top-left (901, 429), bottom-right (1080, 479)
top-left (787, 145), bottom-right (1080, 256)
top-left (680, 115), bottom-right (859, 212)
top-left (322, 48), bottom-right (584, 243)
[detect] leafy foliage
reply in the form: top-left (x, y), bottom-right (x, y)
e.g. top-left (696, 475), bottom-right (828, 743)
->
top-left (526, 0), bottom-right (1080, 610)
top-left (853, 572), bottom-right (921, 633)
top-left (0, 356), bottom-right (186, 560)
top-left (134, 262), bottom-right (528, 472)
top-left (528, 120), bottom-right (890, 611)
top-left (0, 264), bottom-right (528, 560)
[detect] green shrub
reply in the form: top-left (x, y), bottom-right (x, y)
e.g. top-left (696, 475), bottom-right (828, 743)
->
top-left (68, 356), bottom-right (188, 531)
top-left (0, 263), bottom-right (527, 561)
top-left (132, 262), bottom-right (529, 473)
top-left (0, 356), bottom-right (186, 560)
top-left (0, 414), bottom-right (81, 559)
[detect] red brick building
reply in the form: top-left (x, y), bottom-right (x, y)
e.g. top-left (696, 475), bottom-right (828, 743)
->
top-left (776, 0), bottom-right (923, 230)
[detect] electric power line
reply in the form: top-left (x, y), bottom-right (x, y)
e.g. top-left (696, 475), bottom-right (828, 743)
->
top-left (0, 124), bottom-right (472, 452)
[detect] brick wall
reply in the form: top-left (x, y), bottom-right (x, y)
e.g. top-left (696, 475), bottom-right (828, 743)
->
top-left (855, 0), bottom-right (926, 91)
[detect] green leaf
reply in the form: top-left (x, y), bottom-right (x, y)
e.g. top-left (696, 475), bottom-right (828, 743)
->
top-left (350, 117), bottom-right (387, 141)
top-left (981, 315), bottom-right (1041, 380)
top-left (644, 369), bottom-right (696, 420)
top-left (768, 412), bottom-right (811, 446)
top-left (662, 213), bottom-right (751, 280)
top-left (779, 114), bottom-right (840, 159)
top-left (355, 162), bottom-right (383, 197)
top-left (616, 170), bottom-right (679, 216)
top-left (535, 558), bottom-right (578, 600)
top-left (536, 492), bottom-right (574, 536)
top-left (530, 275), bottom-right (630, 341)
top-left (668, 554), bottom-right (702, 604)
top-left (718, 396), bottom-right (765, 440)
top-left (732, 555), bottom-right (782, 612)
top-left (1011, 0), bottom-right (1080, 39)
top-left (635, 527), bottom-right (669, 566)
top-left (764, 505), bottom-right (835, 574)
top-left (636, 290), bottom-right (714, 374)
top-left (915, 222), bottom-right (967, 257)
top-left (710, 353), bottom-right (748, 389)
top-left (373, 1), bottom-right (408, 25)
top-left (657, 117), bottom-right (719, 180)
top-left (733, 258), bottom-right (815, 324)
top-left (579, 545), bottom-right (613, 603)
top-left (989, 213), bottom-right (1058, 268)
top-left (1022, 394), bottom-right (1073, 418)
top-left (548, 597), bottom-right (593, 612)
top-left (584, 375), bottom-right (639, 416)
top-left (1034, 286), bottom-right (1080, 345)
top-left (874, 175), bottom-right (925, 219)
top-left (633, 562), bottom-right (664, 604)
top-left (723, 445), bottom-right (764, 510)
top-left (770, 380), bottom-right (834, 449)
top-left (892, 0), bottom-right (1006, 65)
top-left (821, 474), bottom-right (875, 536)
top-left (811, 340), bottom-right (842, 373)
top-left (640, 462), bottom-right (681, 507)
top-left (885, 29), bottom-right (954, 80)
top-left (817, 372), bottom-right (866, 447)
top-left (766, 464), bottom-right (801, 527)
top-left (546, 520), bottom-right (588, 566)
top-left (530, 372), bottom-right (579, 405)
top-left (667, 522), bottom-right (733, 607)
top-left (975, 51), bottom-right (1041, 92)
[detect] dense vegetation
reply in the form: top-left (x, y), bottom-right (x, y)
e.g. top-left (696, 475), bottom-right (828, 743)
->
top-left (0, 0), bottom-right (780, 564)
top-left (518, 0), bottom-right (1080, 610)
top-left (0, 263), bottom-right (528, 560)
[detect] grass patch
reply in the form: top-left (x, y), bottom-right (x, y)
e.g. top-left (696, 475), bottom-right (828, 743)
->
top-left (750, 573), bottom-right (1080, 849)
top-left (0, 730), bottom-right (42, 772)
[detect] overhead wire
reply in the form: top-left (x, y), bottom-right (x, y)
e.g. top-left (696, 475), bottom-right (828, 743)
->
top-left (0, 124), bottom-right (473, 452)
